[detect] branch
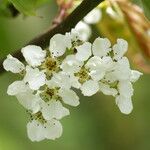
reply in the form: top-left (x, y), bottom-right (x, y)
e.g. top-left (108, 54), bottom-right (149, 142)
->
top-left (0, 0), bottom-right (103, 74)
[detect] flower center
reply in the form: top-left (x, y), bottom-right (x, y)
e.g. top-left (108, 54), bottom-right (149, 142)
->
top-left (40, 87), bottom-right (60, 102)
top-left (75, 68), bottom-right (90, 83)
top-left (42, 57), bottom-right (59, 77)
top-left (30, 111), bottom-right (46, 124)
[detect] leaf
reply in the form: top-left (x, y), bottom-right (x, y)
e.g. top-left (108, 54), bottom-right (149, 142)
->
top-left (9, 0), bottom-right (50, 16)
top-left (0, 0), bottom-right (12, 17)
top-left (132, 0), bottom-right (150, 20)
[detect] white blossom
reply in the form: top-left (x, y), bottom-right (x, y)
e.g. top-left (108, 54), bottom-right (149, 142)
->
top-left (3, 30), bottom-right (143, 142)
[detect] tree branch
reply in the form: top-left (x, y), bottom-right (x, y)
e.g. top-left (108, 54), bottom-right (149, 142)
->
top-left (0, 0), bottom-right (103, 74)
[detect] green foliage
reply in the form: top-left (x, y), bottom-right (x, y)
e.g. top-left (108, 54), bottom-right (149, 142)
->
top-left (132, 0), bottom-right (150, 20)
top-left (0, 0), bottom-right (12, 17)
top-left (9, 0), bottom-right (51, 16)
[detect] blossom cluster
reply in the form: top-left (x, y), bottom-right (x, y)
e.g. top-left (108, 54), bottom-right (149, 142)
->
top-left (3, 29), bottom-right (142, 142)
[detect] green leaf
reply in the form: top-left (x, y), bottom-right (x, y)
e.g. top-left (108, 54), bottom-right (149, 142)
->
top-left (132, 0), bottom-right (150, 20)
top-left (0, 0), bottom-right (12, 17)
top-left (8, 0), bottom-right (50, 16)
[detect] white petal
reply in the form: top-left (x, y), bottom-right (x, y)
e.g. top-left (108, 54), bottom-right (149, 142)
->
top-left (84, 8), bottom-right (102, 24)
top-left (66, 29), bottom-right (81, 42)
top-left (75, 21), bottom-right (91, 41)
top-left (89, 69), bottom-right (105, 81)
top-left (115, 95), bottom-right (133, 114)
top-left (118, 81), bottom-right (134, 98)
top-left (16, 91), bottom-right (41, 113)
top-left (58, 89), bottom-right (80, 107)
top-left (41, 100), bottom-right (70, 120)
top-left (44, 119), bottom-right (63, 140)
top-left (51, 72), bottom-right (71, 89)
top-left (101, 56), bottom-right (114, 71)
top-left (112, 57), bottom-right (131, 81)
top-left (49, 34), bottom-right (72, 57)
top-left (99, 82), bottom-right (118, 96)
top-left (7, 80), bottom-right (28, 95)
top-left (92, 37), bottom-right (111, 57)
top-left (81, 80), bottom-right (99, 96)
top-left (85, 56), bottom-right (102, 70)
top-left (70, 75), bottom-right (81, 89)
top-left (21, 45), bottom-right (46, 67)
top-left (27, 120), bottom-right (45, 142)
top-left (85, 56), bottom-right (113, 81)
top-left (24, 66), bottom-right (46, 90)
top-left (75, 42), bottom-right (92, 61)
top-left (61, 55), bottom-right (83, 74)
top-left (113, 39), bottom-right (128, 61)
top-left (130, 70), bottom-right (143, 83)
top-left (3, 54), bottom-right (25, 73)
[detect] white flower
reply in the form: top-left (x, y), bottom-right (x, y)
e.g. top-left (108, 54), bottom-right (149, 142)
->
top-left (99, 82), bottom-right (118, 96)
top-left (41, 99), bottom-right (70, 120)
top-left (113, 39), bottom-right (128, 61)
top-left (115, 95), bottom-right (133, 114)
top-left (84, 8), bottom-right (102, 24)
top-left (3, 54), bottom-right (25, 73)
top-left (80, 80), bottom-right (99, 96)
top-left (75, 42), bottom-right (92, 61)
top-left (3, 31), bottom-right (143, 142)
top-left (21, 45), bottom-right (46, 67)
top-left (24, 66), bottom-right (46, 90)
top-left (130, 70), bottom-right (143, 83)
top-left (46, 72), bottom-right (80, 107)
top-left (92, 37), bottom-right (111, 57)
top-left (49, 34), bottom-right (72, 57)
top-left (27, 119), bottom-right (62, 142)
top-left (75, 21), bottom-right (91, 41)
top-left (61, 55), bottom-right (83, 74)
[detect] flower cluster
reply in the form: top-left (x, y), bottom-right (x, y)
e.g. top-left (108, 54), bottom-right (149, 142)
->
top-left (3, 29), bottom-right (142, 142)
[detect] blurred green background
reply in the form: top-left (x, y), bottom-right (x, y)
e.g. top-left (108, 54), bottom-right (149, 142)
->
top-left (0, 1), bottom-right (150, 150)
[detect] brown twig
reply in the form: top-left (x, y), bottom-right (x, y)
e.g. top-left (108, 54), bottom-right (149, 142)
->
top-left (0, 0), bottom-right (103, 74)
